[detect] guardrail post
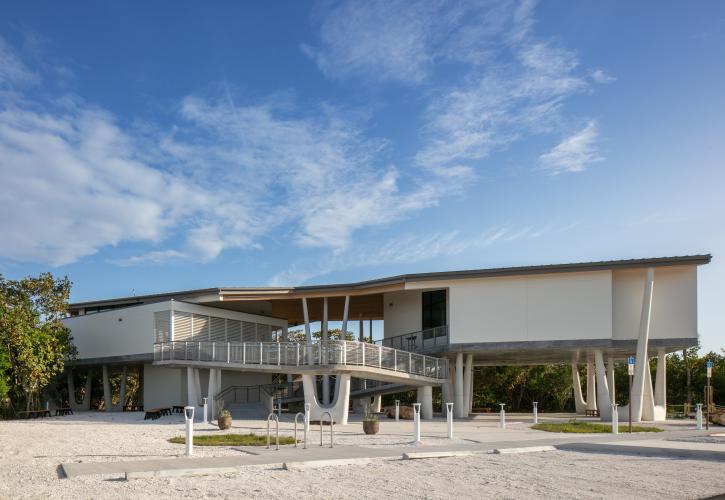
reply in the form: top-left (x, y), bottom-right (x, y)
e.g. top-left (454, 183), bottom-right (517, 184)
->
top-left (343, 341), bottom-right (347, 364)
top-left (227, 342), bottom-right (230, 363)
top-left (362, 343), bottom-right (366, 366)
top-left (394, 350), bottom-right (397, 371)
top-left (260, 342), bottom-right (263, 365)
top-left (378, 345), bottom-right (382, 368)
top-left (242, 343), bottom-right (246, 364)
top-left (296, 343), bottom-right (300, 366)
top-left (277, 343), bottom-right (281, 366)
top-left (413, 403), bottom-right (421, 443)
top-left (319, 343), bottom-right (322, 365)
top-left (197, 342), bottom-right (201, 361)
top-left (409, 352), bottom-right (412, 373)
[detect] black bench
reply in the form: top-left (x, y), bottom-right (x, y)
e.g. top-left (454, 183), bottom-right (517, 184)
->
top-left (585, 409), bottom-right (600, 417)
top-left (55, 407), bottom-right (73, 416)
top-left (144, 407), bottom-right (172, 420)
top-left (172, 405), bottom-right (185, 414)
top-left (17, 410), bottom-right (51, 419)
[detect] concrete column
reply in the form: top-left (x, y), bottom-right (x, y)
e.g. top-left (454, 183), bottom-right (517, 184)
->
top-left (441, 375), bottom-right (452, 417)
top-left (594, 350), bottom-right (611, 420)
top-left (571, 359), bottom-right (586, 414)
top-left (186, 367), bottom-right (198, 407)
top-left (301, 373), bottom-right (351, 424)
top-left (454, 353), bottom-right (464, 418)
top-left (358, 316), bottom-right (364, 342)
top-left (642, 359), bottom-right (656, 421)
top-left (115, 366), bottom-right (127, 411)
top-left (322, 297), bottom-right (330, 405)
top-left (341, 296), bottom-right (350, 339)
top-left (193, 368), bottom-right (202, 407)
top-left (207, 368), bottom-right (219, 418)
top-left (607, 357), bottom-right (616, 403)
top-left (655, 349), bottom-right (666, 408)
top-left (468, 362), bottom-right (474, 414)
top-left (302, 298), bottom-right (312, 365)
top-left (586, 356), bottom-right (597, 411)
top-left (67, 369), bottom-right (93, 412)
top-left (102, 365), bottom-right (113, 411)
top-left (463, 354), bottom-right (473, 416)
top-left (372, 394), bottom-right (382, 413)
top-left (630, 267), bottom-right (655, 423)
top-left (419, 386), bottom-right (433, 419)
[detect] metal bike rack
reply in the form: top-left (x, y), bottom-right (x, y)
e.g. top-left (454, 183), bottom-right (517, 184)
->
top-left (294, 411), bottom-right (307, 449)
top-left (320, 411), bottom-right (333, 448)
top-left (266, 412), bottom-right (280, 450)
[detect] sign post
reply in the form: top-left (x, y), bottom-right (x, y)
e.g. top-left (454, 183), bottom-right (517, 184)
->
top-left (627, 356), bottom-right (635, 433)
top-left (705, 361), bottom-right (713, 431)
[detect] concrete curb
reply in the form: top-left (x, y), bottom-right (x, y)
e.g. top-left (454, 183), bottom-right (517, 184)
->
top-left (494, 445), bottom-right (557, 454)
top-left (283, 457), bottom-right (385, 470)
top-left (126, 466), bottom-right (241, 480)
top-left (402, 451), bottom-right (485, 460)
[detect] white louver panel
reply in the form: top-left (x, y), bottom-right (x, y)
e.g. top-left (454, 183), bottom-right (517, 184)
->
top-left (227, 319), bottom-right (242, 342)
top-left (192, 314), bottom-right (209, 341)
top-left (174, 311), bottom-right (193, 341)
top-left (154, 311), bottom-right (171, 343)
top-left (242, 321), bottom-right (257, 342)
top-left (210, 316), bottom-right (226, 342)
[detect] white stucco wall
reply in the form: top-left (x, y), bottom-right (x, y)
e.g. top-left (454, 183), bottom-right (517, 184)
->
top-left (612, 265), bottom-right (697, 340)
top-left (143, 364), bottom-right (185, 408)
top-left (442, 271), bottom-right (613, 343)
top-left (382, 290), bottom-right (423, 337)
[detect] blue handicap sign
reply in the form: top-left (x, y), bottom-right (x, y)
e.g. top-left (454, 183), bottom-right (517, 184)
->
top-left (627, 356), bottom-right (635, 365)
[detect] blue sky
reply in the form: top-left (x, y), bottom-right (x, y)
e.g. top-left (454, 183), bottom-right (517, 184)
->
top-left (0, 1), bottom-right (723, 351)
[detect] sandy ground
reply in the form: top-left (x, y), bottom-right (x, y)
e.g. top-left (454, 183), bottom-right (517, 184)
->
top-left (1, 412), bottom-right (723, 499)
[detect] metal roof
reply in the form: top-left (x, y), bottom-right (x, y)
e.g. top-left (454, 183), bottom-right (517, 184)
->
top-left (69, 254), bottom-right (711, 308)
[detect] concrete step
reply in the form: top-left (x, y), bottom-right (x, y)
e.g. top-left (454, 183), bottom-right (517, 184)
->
top-left (226, 402), bottom-right (268, 419)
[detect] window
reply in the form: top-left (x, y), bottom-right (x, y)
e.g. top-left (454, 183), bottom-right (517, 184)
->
top-left (422, 290), bottom-right (446, 329)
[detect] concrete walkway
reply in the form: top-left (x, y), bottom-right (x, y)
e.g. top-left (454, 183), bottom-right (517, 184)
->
top-left (61, 429), bottom-right (724, 479)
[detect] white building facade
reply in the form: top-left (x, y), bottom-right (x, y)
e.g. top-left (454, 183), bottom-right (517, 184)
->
top-left (63, 255), bottom-right (709, 423)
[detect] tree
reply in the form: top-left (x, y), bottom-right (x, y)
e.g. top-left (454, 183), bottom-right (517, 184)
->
top-left (0, 273), bottom-right (76, 413)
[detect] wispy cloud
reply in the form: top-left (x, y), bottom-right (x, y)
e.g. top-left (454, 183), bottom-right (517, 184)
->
top-left (0, 36), bottom-right (39, 86)
top-left (268, 221), bottom-right (578, 285)
top-left (590, 68), bottom-right (616, 84)
top-left (539, 120), bottom-right (603, 174)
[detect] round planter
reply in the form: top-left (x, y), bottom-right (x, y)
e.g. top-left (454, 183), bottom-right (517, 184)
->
top-left (363, 420), bottom-right (379, 435)
top-left (217, 415), bottom-right (232, 430)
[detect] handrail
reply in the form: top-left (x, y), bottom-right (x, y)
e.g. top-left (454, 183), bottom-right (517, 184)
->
top-left (154, 339), bottom-right (448, 380)
top-left (320, 411), bottom-right (333, 448)
top-left (266, 413), bottom-right (279, 450)
top-left (294, 412), bottom-right (306, 449)
top-left (375, 326), bottom-right (449, 352)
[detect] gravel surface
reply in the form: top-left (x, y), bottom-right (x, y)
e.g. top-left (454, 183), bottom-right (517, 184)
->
top-left (1, 412), bottom-right (724, 499)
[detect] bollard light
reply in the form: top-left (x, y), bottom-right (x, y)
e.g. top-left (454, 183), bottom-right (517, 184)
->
top-left (413, 403), bottom-right (421, 443)
top-left (184, 406), bottom-right (195, 456)
top-left (611, 403), bottom-right (618, 434)
top-left (696, 403), bottom-right (703, 431)
top-left (202, 397), bottom-right (208, 424)
top-left (533, 402), bottom-right (538, 424)
top-left (395, 400), bottom-right (400, 421)
top-left (446, 402), bottom-right (454, 439)
top-left (499, 403), bottom-right (506, 429)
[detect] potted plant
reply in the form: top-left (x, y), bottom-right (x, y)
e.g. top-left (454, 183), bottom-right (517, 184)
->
top-left (363, 408), bottom-right (379, 435)
top-left (217, 406), bottom-right (232, 430)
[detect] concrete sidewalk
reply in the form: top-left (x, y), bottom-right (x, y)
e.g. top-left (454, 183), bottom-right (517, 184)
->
top-left (60, 429), bottom-right (724, 479)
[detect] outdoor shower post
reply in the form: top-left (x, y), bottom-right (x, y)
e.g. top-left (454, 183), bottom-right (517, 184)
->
top-left (184, 406), bottom-right (194, 457)
top-left (498, 403), bottom-right (506, 429)
top-left (446, 403), bottom-right (454, 439)
top-left (395, 400), bottom-right (400, 421)
top-left (533, 402), bottom-right (538, 424)
top-left (413, 403), bottom-right (421, 443)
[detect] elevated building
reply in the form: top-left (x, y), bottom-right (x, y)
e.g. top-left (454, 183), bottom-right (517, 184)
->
top-left (63, 254), bottom-right (710, 423)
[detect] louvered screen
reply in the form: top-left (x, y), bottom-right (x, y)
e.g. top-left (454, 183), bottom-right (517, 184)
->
top-left (242, 321), bottom-right (257, 342)
top-left (192, 314), bottom-right (209, 341)
top-left (174, 311), bottom-right (193, 341)
top-left (227, 319), bottom-right (241, 342)
top-left (210, 316), bottom-right (226, 342)
top-left (154, 310), bottom-right (171, 343)
top-left (257, 324), bottom-right (272, 342)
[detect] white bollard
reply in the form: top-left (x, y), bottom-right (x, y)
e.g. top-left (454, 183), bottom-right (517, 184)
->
top-left (413, 403), bottom-right (421, 443)
top-left (611, 403), bottom-right (619, 434)
top-left (533, 402), bottom-right (538, 424)
top-left (304, 403), bottom-right (311, 435)
top-left (395, 400), bottom-right (400, 421)
top-left (696, 403), bottom-right (703, 431)
top-left (446, 403), bottom-right (454, 439)
top-left (499, 403), bottom-right (506, 429)
top-left (184, 406), bottom-right (195, 457)
top-left (202, 397), bottom-right (208, 424)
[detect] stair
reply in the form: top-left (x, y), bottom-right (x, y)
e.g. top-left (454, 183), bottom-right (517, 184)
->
top-left (226, 402), bottom-right (269, 419)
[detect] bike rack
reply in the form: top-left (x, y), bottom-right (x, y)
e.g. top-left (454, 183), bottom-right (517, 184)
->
top-left (294, 411), bottom-right (307, 449)
top-left (320, 411), bottom-right (333, 448)
top-left (266, 412), bottom-right (280, 450)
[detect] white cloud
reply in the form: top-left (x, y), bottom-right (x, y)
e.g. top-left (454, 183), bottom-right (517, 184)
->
top-left (539, 120), bottom-right (603, 174)
top-left (590, 68), bottom-right (616, 84)
top-left (0, 36), bottom-right (39, 86)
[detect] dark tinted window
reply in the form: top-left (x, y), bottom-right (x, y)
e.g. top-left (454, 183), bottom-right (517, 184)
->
top-left (422, 290), bottom-right (446, 329)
